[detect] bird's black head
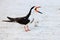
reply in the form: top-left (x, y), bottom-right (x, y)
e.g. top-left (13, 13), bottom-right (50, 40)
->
top-left (31, 6), bottom-right (43, 14)
top-left (34, 6), bottom-right (43, 14)
top-left (31, 6), bottom-right (35, 9)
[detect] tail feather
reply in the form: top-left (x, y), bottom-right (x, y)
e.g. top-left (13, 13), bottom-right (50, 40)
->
top-left (2, 20), bottom-right (14, 22)
top-left (2, 16), bottom-right (15, 22)
top-left (7, 16), bottom-right (14, 21)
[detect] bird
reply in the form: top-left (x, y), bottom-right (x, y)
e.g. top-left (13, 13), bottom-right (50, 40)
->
top-left (2, 6), bottom-right (42, 32)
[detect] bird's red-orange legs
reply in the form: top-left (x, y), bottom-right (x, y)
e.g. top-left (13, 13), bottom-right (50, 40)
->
top-left (24, 25), bottom-right (30, 32)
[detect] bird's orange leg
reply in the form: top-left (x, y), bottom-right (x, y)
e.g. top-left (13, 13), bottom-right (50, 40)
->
top-left (24, 25), bottom-right (30, 32)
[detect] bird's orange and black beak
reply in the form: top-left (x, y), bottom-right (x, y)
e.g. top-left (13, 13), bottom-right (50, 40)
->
top-left (35, 6), bottom-right (43, 14)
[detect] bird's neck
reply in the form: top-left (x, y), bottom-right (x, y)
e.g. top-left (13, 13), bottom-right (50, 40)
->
top-left (26, 8), bottom-right (33, 18)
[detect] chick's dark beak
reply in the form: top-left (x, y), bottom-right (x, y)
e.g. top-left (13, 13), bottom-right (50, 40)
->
top-left (37, 11), bottom-right (43, 14)
top-left (35, 6), bottom-right (43, 14)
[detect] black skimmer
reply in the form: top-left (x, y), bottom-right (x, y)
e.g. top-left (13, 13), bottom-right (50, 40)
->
top-left (2, 6), bottom-right (42, 32)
